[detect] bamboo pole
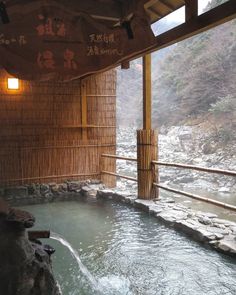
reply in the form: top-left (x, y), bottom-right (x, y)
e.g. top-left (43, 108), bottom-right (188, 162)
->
top-left (18, 144), bottom-right (116, 150)
top-left (101, 154), bottom-right (137, 162)
top-left (2, 125), bottom-right (116, 129)
top-left (152, 161), bottom-right (236, 177)
top-left (153, 183), bottom-right (236, 212)
top-left (86, 94), bottom-right (116, 97)
top-left (102, 171), bottom-right (137, 182)
top-left (0, 172), bottom-right (100, 184)
top-left (100, 157), bottom-right (117, 188)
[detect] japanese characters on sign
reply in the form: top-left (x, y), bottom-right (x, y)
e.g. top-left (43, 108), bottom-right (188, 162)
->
top-left (37, 49), bottom-right (78, 70)
top-left (36, 14), bottom-right (79, 70)
top-left (36, 15), bottom-right (66, 37)
top-left (0, 34), bottom-right (27, 46)
top-left (0, 1), bottom-right (156, 80)
top-left (87, 33), bottom-right (123, 57)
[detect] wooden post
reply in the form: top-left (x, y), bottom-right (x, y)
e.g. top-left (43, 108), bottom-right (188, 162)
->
top-left (137, 54), bottom-right (159, 199)
top-left (100, 155), bottom-right (116, 188)
top-left (143, 54), bottom-right (152, 130)
top-left (137, 129), bottom-right (158, 199)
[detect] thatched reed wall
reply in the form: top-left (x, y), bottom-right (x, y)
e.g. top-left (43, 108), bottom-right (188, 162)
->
top-left (0, 69), bottom-right (116, 187)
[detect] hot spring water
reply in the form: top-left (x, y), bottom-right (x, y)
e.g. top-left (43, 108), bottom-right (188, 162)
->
top-left (50, 232), bottom-right (130, 294)
top-left (21, 200), bottom-right (236, 295)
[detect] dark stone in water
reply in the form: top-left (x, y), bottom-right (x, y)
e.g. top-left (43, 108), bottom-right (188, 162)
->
top-left (0, 198), bottom-right (60, 295)
top-left (6, 208), bottom-right (35, 229)
top-left (43, 244), bottom-right (56, 256)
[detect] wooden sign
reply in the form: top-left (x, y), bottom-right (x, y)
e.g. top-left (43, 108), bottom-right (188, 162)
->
top-left (0, 0), bottom-right (155, 81)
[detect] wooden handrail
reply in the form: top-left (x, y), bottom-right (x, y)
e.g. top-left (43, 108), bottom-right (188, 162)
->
top-left (101, 155), bottom-right (236, 177)
top-left (101, 154), bottom-right (236, 211)
top-left (152, 161), bottom-right (236, 177)
top-left (102, 171), bottom-right (137, 182)
top-left (101, 154), bottom-right (137, 162)
top-left (153, 183), bottom-right (236, 211)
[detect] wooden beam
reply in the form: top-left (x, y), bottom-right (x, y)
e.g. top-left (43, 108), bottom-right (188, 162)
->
top-left (143, 54), bottom-right (152, 130)
top-left (147, 6), bottom-right (162, 19)
top-left (159, 0), bottom-right (175, 11)
top-left (121, 60), bottom-right (130, 69)
top-left (144, 0), bottom-right (159, 9)
top-left (155, 0), bottom-right (236, 50)
top-left (185, 0), bottom-right (198, 22)
top-left (91, 14), bottom-right (120, 22)
top-left (120, 0), bottom-right (236, 64)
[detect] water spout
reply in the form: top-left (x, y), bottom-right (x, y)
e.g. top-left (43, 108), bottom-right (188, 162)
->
top-left (50, 232), bottom-right (131, 295)
top-left (50, 232), bottom-right (98, 290)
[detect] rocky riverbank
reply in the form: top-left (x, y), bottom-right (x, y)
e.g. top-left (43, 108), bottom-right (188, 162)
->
top-left (116, 126), bottom-right (236, 194)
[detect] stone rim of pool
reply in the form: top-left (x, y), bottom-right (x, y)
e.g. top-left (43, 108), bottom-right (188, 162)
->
top-left (21, 196), bottom-right (236, 295)
top-left (97, 188), bottom-right (236, 256)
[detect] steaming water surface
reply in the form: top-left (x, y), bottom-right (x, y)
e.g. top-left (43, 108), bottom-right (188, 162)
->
top-left (21, 200), bottom-right (236, 295)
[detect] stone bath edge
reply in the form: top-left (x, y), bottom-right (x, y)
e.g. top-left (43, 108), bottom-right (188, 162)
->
top-left (96, 189), bottom-right (236, 257)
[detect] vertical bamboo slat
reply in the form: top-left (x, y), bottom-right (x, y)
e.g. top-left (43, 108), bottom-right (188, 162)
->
top-left (137, 129), bottom-right (159, 199)
top-left (0, 69), bottom-right (116, 186)
top-left (81, 80), bottom-right (88, 141)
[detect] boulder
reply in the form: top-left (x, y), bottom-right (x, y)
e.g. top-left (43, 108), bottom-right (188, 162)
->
top-left (0, 199), bottom-right (60, 295)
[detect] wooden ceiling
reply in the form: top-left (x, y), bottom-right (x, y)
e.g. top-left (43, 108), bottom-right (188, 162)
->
top-left (144, 0), bottom-right (185, 23)
top-left (77, 0), bottom-right (186, 25)
top-left (1, 0), bottom-right (235, 80)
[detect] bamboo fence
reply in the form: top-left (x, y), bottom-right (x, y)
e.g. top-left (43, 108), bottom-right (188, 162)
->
top-left (0, 69), bottom-right (116, 186)
top-left (137, 129), bottom-right (159, 199)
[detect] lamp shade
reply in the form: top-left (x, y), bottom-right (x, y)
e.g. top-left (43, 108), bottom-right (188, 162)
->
top-left (7, 78), bottom-right (19, 90)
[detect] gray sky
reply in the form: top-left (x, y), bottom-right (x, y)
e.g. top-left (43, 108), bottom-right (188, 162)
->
top-left (166, 0), bottom-right (209, 22)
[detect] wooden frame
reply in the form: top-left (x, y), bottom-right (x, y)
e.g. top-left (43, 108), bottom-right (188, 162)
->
top-left (122, 0), bottom-right (236, 64)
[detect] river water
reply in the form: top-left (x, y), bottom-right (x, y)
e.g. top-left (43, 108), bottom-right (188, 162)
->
top-left (21, 200), bottom-right (236, 295)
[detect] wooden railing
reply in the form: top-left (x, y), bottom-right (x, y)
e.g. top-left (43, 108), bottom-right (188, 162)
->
top-left (152, 161), bottom-right (236, 177)
top-left (101, 154), bottom-right (137, 162)
top-left (101, 154), bottom-right (137, 182)
top-left (101, 154), bottom-right (236, 212)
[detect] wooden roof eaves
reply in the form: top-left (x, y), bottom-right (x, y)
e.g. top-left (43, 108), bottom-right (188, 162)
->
top-left (158, 0), bottom-right (176, 11)
top-left (146, 0), bottom-right (185, 23)
top-left (119, 0), bottom-right (236, 65)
